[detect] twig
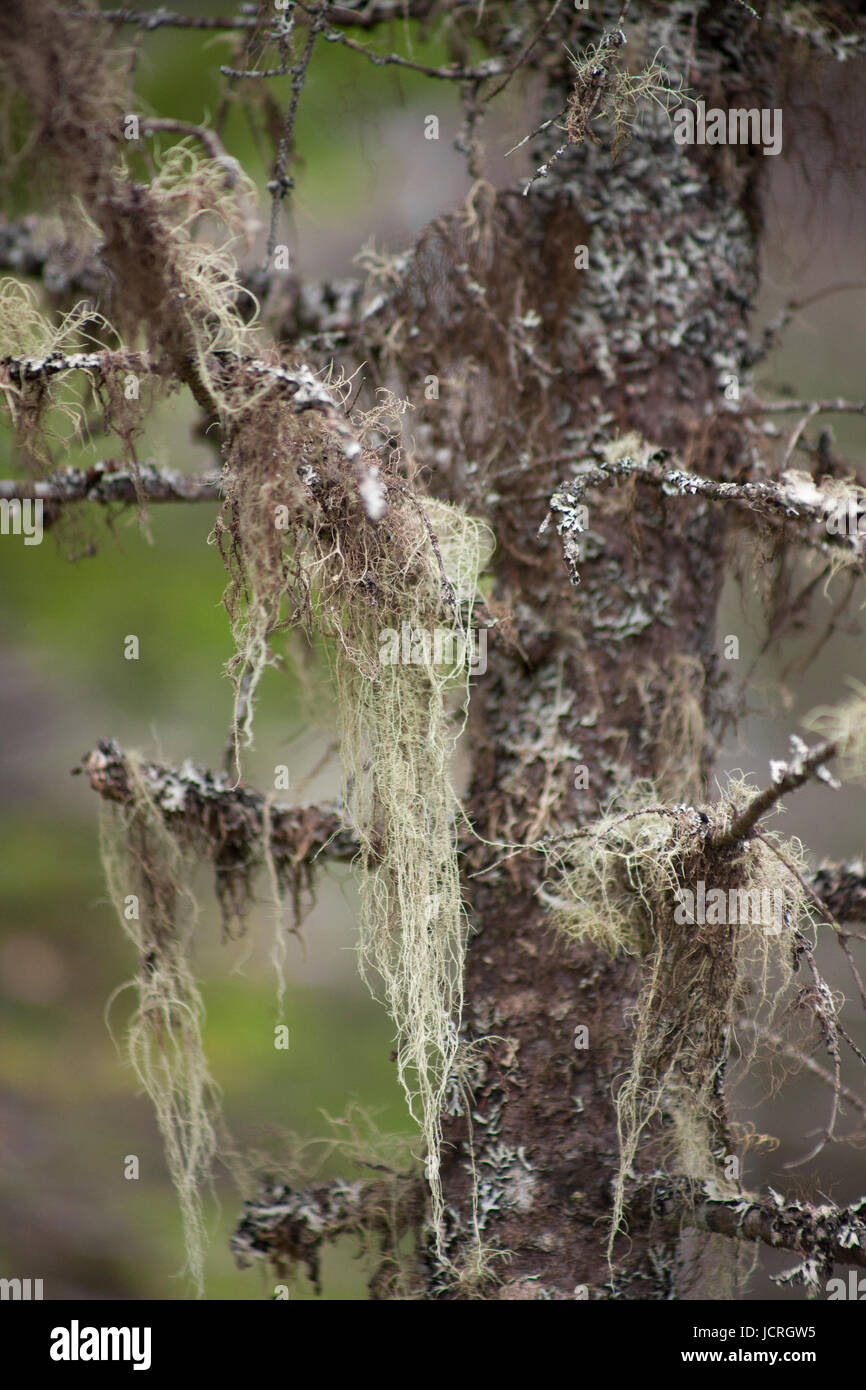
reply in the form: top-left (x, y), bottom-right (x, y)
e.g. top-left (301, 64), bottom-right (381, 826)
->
top-left (745, 397), bottom-right (866, 417)
top-left (140, 119), bottom-right (239, 182)
top-left (484, 0), bottom-right (564, 103)
top-left (266, 4), bottom-right (328, 263)
top-left (70, 1), bottom-right (437, 30)
top-left (304, 2), bottom-right (506, 82)
top-left (711, 736), bottom-right (839, 849)
top-left (747, 282), bottom-right (866, 365)
top-left (738, 1019), bottom-right (866, 1123)
top-left (68, 7), bottom-right (262, 30)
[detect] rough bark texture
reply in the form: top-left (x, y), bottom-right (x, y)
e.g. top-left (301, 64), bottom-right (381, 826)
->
top-left (392, 5), bottom-right (772, 1299)
top-left (4, 0), bottom-right (866, 1301)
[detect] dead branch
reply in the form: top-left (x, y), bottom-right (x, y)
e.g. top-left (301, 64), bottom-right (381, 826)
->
top-left (539, 451), bottom-right (866, 586)
top-left (0, 347), bottom-right (365, 464)
top-left (76, 740), bottom-right (360, 931)
top-left (628, 1176), bottom-right (866, 1272)
top-left (712, 734), bottom-right (840, 849)
top-left (231, 1173), bottom-right (425, 1297)
top-left (70, 2), bottom-right (436, 32)
top-left (0, 217), bottom-right (365, 343)
top-left (746, 398), bottom-right (866, 418)
top-left (0, 461), bottom-right (222, 523)
top-left (738, 1019), bottom-right (866, 1126)
top-left (77, 738), bottom-right (358, 862)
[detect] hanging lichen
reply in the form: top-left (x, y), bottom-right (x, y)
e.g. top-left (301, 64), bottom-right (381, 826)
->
top-left (100, 755), bottom-right (221, 1298)
top-left (216, 385), bottom-right (494, 1252)
top-left (540, 778), bottom-right (819, 1264)
top-left (333, 496), bottom-right (494, 1249)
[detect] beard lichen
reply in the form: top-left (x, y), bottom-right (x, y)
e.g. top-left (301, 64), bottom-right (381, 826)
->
top-left (215, 380), bottom-right (495, 1259)
top-left (99, 754), bottom-right (221, 1298)
top-left (334, 496), bottom-right (494, 1253)
top-left (540, 779), bottom-right (818, 1264)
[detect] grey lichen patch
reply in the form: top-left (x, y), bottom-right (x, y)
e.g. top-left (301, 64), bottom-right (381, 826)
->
top-left (473, 1143), bottom-right (539, 1225)
top-left (774, 7), bottom-right (866, 61)
top-left (528, 13), bottom-right (759, 398)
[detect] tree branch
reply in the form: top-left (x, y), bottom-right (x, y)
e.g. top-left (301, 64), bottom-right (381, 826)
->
top-left (231, 1174), bottom-right (425, 1296)
top-left (1, 346), bottom-right (365, 461)
top-left (77, 738), bottom-right (358, 862)
top-left (0, 216), bottom-right (365, 345)
top-left (745, 397), bottom-right (866, 417)
top-left (314, 15), bottom-right (506, 82)
top-left (69, 2), bottom-right (438, 32)
top-left (628, 1176), bottom-right (866, 1272)
top-left (738, 1019), bottom-right (866, 1125)
top-left (540, 451), bottom-right (866, 586)
top-left (711, 734), bottom-right (840, 850)
top-left (75, 740), bottom-right (360, 931)
top-left (0, 461), bottom-right (222, 525)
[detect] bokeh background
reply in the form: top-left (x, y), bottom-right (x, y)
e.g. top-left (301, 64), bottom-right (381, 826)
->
top-left (0, 1), bottom-right (864, 1299)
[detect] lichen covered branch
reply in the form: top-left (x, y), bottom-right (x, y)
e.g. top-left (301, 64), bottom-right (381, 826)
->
top-left (0, 461), bottom-right (223, 522)
top-left (541, 450), bottom-right (866, 586)
top-left (712, 734), bottom-right (840, 849)
top-left (628, 1176), bottom-right (866, 1274)
top-left (231, 1174), bottom-right (425, 1297)
top-left (77, 739), bottom-right (359, 931)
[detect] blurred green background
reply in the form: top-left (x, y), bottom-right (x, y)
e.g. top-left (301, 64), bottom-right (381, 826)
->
top-left (1, 1), bottom-right (865, 1300)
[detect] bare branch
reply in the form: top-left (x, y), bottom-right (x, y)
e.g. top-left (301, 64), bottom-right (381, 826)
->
top-left (308, 4), bottom-right (506, 82)
top-left (711, 734), bottom-right (840, 849)
top-left (747, 283), bottom-right (866, 366)
top-left (264, 5), bottom-right (328, 263)
top-left (67, 7), bottom-right (264, 30)
top-left (738, 1019), bottom-right (866, 1126)
top-left (70, 2), bottom-right (437, 31)
top-left (745, 397), bottom-right (866, 418)
top-left (139, 119), bottom-right (239, 179)
top-left (483, 0), bottom-right (565, 104)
